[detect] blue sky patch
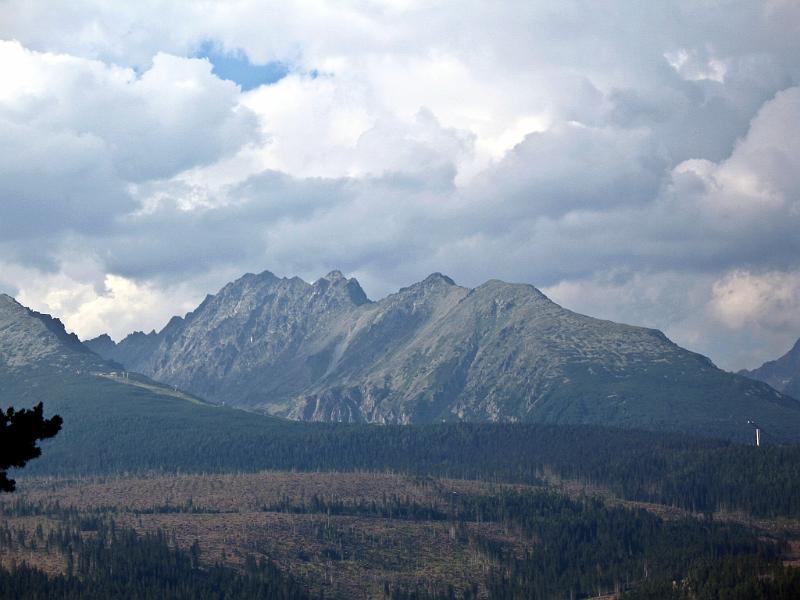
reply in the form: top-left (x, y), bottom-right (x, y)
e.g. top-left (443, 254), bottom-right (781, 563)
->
top-left (194, 41), bottom-right (289, 90)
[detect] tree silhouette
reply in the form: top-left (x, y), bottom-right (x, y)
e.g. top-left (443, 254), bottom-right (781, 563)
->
top-left (0, 402), bottom-right (62, 492)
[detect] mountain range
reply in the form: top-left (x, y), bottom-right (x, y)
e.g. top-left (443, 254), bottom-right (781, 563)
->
top-left (741, 339), bottom-right (800, 401)
top-left (84, 270), bottom-right (800, 441)
top-left (4, 286), bottom-right (800, 598)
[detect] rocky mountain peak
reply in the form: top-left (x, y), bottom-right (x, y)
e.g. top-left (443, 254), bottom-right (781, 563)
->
top-left (243, 269), bottom-right (279, 283)
top-left (85, 333), bottom-right (116, 357)
top-left (477, 279), bottom-right (545, 294)
top-left (222, 270), bottom-right (279, 295)
top-left (471, 279), bottom-right (552, 308)
top-left (0, 295), bottom-right (98, 370)
top-left (313, 271), bottom-right (369, 306)
top-left (0, 293), bottom-right (23, 312)
top-left (398, 272), bottom-right (461, 296)
top-left (323, 270), bottom-right (345, 281)
top-left (256, 268), bottom-right (278, 279)
top-left (422, 272), bottom-right (456, 286)
top-left (742, 337), bottom-right (800, 399)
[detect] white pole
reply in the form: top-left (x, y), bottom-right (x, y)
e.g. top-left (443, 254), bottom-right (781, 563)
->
top-left (756, 428), bottom-right (761, 447)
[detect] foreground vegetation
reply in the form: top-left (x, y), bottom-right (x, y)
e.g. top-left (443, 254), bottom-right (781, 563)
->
top-left (0, 521), bottom-right (312, 599)
top-left (2, 471), bottom-right (800, 599)
top-left (24, 416), bottom-right (800, 518)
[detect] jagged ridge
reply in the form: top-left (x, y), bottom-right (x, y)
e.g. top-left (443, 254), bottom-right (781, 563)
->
top-left (85, 272), bottom-right (800, 442)
top-left (0, 294), bottom-right (101, 371)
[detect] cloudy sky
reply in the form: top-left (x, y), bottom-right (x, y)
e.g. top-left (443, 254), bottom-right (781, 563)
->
top-left (1, 1), bottom-right (799, 371)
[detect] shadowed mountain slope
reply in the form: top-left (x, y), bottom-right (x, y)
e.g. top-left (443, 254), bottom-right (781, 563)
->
top-left (741, 339), bottom-right (800, 400)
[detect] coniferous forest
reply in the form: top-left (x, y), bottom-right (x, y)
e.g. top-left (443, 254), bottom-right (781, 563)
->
top-left (3, 421), bottom-right (800, 599)
top-left (24, 420), bottom-right (800, 518)
top-left (0, 521), bottom-right (312, 600)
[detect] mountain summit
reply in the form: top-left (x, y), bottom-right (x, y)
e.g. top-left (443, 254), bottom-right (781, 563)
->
top-left (0, 292), bottom-right (209, 409)
top-left (86, 272), bottom-right (800, 441)
top-left (0, 294), bottom-right (100, 371)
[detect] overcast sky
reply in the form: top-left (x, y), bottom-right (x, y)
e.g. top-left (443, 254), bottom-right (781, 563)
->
top-left (1, 1), bottom-right (799, 371)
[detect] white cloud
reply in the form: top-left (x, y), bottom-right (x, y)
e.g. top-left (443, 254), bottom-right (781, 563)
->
top-left (709, 270), bottom-right (800, 331)
top-left (5, 259), bottom-right (204, 342)
top-left (1, 2), bottom-right (800, 371)
top-left (0, 42), bottom-right (258, 182)
top-left (53, 274), bottom-right (199, 342)
top-left (665, 48), bottom-right (728, 83)
top-left (0, 40), bottom-right (259, 259)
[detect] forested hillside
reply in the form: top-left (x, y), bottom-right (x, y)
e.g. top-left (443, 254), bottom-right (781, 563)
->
top-left (3, 473), bottom-right (800, 600)
top-left (16, 419), bottom-right (800, 520)
top-left (0, 521), bottom-right (311, 599)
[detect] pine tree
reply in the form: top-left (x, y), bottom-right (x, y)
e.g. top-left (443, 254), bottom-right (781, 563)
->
top-left (0, 402), bottom-right (62, 492)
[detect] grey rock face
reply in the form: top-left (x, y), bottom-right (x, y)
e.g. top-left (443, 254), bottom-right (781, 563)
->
top-left (92, 270), bottom-right (371, 409)
top-left (85, 331), bottom-right (159, 370)
top-left (0, 294), bottom-right (216, 416)
top-left (0, 294), bottom-right (104, 372)
top-left (741, 339), bottom-right (800, 400)
top-left (89, 272), bottom-right (800, 441)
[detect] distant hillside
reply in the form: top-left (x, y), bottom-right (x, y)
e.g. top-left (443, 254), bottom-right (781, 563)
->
top-left (86, 271), bottom-right (800, 442)
top-left (740, 339), bottom-right (800, 400)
